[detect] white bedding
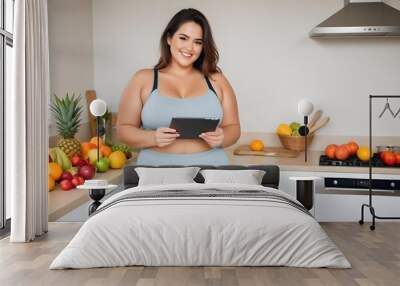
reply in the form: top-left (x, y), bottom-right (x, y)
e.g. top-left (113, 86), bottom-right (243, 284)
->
top-left (50, 183), bottom-right (351, 269)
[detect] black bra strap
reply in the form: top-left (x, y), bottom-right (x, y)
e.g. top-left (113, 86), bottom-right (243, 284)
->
top-left (151, 68), bottom-right (158, 92)
top-left (205, 76), bottom-right (217, 96)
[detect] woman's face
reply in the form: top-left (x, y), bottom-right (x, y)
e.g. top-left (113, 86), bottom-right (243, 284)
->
top-left (167, 21), bottom-right (204, 68)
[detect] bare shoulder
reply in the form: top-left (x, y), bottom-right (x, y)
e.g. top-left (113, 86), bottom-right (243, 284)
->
top-left (209, 72), bottom-right (235, 100)
top-left (130, 68), bottom-right (154, 86)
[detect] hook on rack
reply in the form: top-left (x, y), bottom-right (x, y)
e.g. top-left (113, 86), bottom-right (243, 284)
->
top-left (378, 97), bottom-right (395, 118)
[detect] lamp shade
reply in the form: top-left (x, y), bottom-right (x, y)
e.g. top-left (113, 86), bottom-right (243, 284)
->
top-left (297, 99), bottom-right (314, 116)
top-left (89, 99), bottom-right (107, 117)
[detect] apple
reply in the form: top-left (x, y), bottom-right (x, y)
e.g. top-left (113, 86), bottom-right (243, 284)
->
top-left (71, 175), bottom-right (84, 187)
top-left (60, 179), bottom-right (74, 191)
top-left (60, 171), bottom-right (73, 181)
top-left (79, 164), bottom-right (95, 180)
top-left (71, 154), bottom-right (82, 166)
top-left (88, 149), bottom-right (102, 164)
top-left (96, 157), bottom-right (110, 173)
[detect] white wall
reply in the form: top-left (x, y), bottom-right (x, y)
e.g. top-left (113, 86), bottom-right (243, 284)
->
top-left (48, 0), bottom-right (94, 135)
top-left (49, 0), bottom-right (400, 137)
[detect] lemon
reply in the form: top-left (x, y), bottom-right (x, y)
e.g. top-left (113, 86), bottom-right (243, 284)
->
top-left (276, 124), bottom-right (292, 136)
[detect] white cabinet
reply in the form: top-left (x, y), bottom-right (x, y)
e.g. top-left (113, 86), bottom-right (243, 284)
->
top-left (280, 170), bottom-right (400, 222)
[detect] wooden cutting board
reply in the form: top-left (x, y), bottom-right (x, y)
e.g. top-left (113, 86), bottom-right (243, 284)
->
top-left (233, 145), bottom-right (299, 158)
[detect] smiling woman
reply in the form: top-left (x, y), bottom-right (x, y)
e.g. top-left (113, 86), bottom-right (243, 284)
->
top-left (117, 8), bottom-right (241, 166)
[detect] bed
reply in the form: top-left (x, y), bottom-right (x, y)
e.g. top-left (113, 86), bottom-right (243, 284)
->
top-left (50, 165), bottom-right (350, 269)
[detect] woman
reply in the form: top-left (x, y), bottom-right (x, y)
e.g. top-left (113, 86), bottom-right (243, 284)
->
top-left (117, 8), bottom-right (240, 165)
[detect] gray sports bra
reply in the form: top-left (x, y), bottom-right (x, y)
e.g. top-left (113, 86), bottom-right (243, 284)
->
top-left (141, 69), bottom-right (223, 130)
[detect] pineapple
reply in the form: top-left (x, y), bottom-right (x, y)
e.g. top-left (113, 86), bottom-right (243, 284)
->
top-left (50, 93), bottom-right (83, 157)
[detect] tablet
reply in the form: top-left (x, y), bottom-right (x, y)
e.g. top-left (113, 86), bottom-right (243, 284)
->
top-left (169, 117), bottom-right (220, 139)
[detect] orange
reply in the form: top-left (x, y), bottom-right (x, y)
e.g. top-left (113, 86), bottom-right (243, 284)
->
top-left (357, 146), bottom-right (371, 162)
top-left (48, 175), bottom-right (55, 191)
top-left (100, 145), bottom-right (112, 157)
top-left (81, 142), bottom-right (97, 159)
top-left (335, 145), bottom-right (350, 161)
top-left (48, 162), bottom-right (63, 181)
top-left (90, 136), bottom-right (104, 147)
top-left (325, 144), bottom-right (338, 159)
top-left (108, 151), bottom-right (127, 169)
top-left (249, 139), bottom-right (265, 151)
top-left (347, 141), bottom-right (359, 156)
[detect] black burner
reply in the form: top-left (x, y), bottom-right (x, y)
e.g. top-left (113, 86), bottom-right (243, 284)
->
top-left (319, 154), bottom-right (399, 168)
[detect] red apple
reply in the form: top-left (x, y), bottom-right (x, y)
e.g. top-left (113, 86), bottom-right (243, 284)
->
top-left (60, 171), bottom-right (73, 181)
top-left (71, 154), bottom-right (82, 166)
top-left (79, 164), bottom-right (95, 180)
top-left (71, 175), bottom-right (85, 187)
top-left (60, 179), bottom-right (74, 191)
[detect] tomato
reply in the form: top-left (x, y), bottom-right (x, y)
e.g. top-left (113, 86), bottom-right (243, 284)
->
top-left (382, 152), bottom-right (396, 166)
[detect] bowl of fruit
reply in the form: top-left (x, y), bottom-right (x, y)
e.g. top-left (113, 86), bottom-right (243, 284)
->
top-left (276, 122), bottom-right (314, 152)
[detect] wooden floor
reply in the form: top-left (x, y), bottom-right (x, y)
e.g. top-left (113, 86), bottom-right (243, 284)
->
top-left (0, 222), bottom-right (399, 286)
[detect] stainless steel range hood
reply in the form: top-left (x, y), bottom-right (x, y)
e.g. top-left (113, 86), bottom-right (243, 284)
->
top-left (310, 1), bottom-right (400, 37)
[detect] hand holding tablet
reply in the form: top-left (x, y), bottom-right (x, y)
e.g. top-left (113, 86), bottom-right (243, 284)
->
top-left (169, 117), bottom-right (220, 139)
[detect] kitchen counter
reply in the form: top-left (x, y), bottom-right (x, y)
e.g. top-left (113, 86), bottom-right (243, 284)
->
top-left (49, 148), bottom-right (400, 221)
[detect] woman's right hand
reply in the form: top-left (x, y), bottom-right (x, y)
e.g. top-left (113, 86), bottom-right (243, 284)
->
top-left (153, 127), bottom-right (180, 147)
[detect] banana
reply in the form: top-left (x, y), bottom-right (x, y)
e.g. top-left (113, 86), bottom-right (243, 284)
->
top-left (49, 148), bottom-right (58, 163)
top-left (54, 148), bottom-right (64, 169)
top-left (55, 148), bottom-right (72, 171)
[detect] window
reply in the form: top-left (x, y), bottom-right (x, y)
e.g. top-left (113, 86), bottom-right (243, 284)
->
top-left (1, 0), bottom-right (14, 232)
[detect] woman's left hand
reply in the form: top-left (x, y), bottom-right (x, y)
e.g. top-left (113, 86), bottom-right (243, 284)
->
top-left (199, 127), bottom-right (224, 148)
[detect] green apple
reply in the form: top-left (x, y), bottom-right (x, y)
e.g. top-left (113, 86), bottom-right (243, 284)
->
top-left (292, 129), bottom-right (300, 136)
top-left (289, 122), bottom-right (301, 132)
top-left (88, 149), bottom-right (102, 164)
top-left (96, 157), bottom-right (110, 173)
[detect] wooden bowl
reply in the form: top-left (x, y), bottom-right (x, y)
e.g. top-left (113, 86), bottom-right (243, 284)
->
top-left (278, 134), bottom-right (314, 152)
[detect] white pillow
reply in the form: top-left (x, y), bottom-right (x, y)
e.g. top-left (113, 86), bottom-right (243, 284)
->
top-left (135, 167), bottom-right (200, 186)
top-left (200, 169), bottom-right (266, 185)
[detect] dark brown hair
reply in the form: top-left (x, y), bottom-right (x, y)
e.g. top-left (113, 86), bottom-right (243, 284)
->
top-left (155, 8), bottom-right (220, 77)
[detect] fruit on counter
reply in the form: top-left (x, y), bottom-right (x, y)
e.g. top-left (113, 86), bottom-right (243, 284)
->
top-left (88, 149), bottom-right (103, 164)
top-left (60, 171), bottom-right (73, 181)
top-left (78, 164), bottom-right (96, 180)
top-left (81, 142), bottom-right (97, 159)
top-left (335, 145), bottom-right (350, 161)
top-left (49, 147), bottom-right (72, 171)
top-left (382, 152), bottom-right (396, 166)
top-left (71, 175), bottom-right (85, 187)
top-left (109, 151), bottom-right (127, 169)
top-left (111, 144), bottom-right (133, 159)
top-left (395, 153), bottom-right (400, 165)
top-left (325, 144), bottom-right (338, 160)
top-left (96, 157), bottom-right (110, 173)
top-left (249, 139), bottom-right (264, 151)
top-left (90, 136), bottom-right (104, 147)
top-left (66, 167), bottom-right (78, 175)
top-left (346, 141), bottom-right (359, 156)
top-left (48, 175), bottom-right (55, 191)
top-left (289, 122), bottom-right (301, 132)
top-left (100, 145), bottom-right (113, 157)
top-left (71, 154), bottom-right (82, 166)
top-left (357, 146), bottom-right (371, 162)
top-left (379, 151), bottom-right (390, 160)
top-left (276, 124), bottom-right (292, 136)
top-left (60, 179), bottom-right (74, 191)
top-left (48, 162), bottom-right (63, 181)
top-left (50, 93), bottom-right (83, 157)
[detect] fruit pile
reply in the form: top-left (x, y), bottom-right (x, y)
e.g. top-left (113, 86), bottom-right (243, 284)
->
top-left (324, 141), bottom-right (400, 166)
top-left (276, 122), bottom-right (301, 136)
top-left (48, 137), bottom-right (131, 191)
top-left (324, 141), bottom-right (367, 161)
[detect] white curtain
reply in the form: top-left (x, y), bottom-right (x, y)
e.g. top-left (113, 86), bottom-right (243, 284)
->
top-left (8, 0), bottom-right (50, 242)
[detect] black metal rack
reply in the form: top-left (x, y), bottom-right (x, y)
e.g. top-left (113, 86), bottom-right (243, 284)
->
top-left (359, 95), bottom-right (400, 230)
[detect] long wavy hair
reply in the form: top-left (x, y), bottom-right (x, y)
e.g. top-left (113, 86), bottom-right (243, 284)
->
top-left (154, 8), bottom-right (220, 77)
